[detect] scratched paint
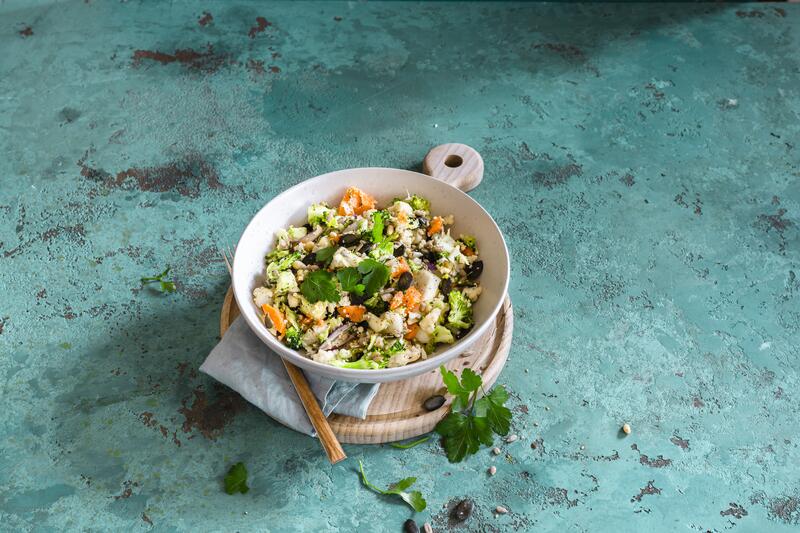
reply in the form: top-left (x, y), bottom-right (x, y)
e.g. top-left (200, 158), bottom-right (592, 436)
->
top-left (0, 2), bottom-right (798, 532)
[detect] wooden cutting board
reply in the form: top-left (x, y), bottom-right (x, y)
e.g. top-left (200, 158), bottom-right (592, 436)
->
top-left (219, 143), bottom-right (513, 444)
top-left (219, 288), bottom-right (513, 444)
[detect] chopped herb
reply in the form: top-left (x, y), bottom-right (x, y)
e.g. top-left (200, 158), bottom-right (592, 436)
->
top-left (358, 460), bottom-right (426, 512)
top-left (389, 436), bottom-right (431, 449)
top-left (337, 267), bottom-right (365, 296)
top-left (223, 462), bottom-right (249, 495)
top-left (358, 258), bottom-right (390, 296)
top-left (300, 270), bottom-right (340, 303)
top-left (141, 266), bottom-right (176, 294)
top-left (435, 366), bottom-right (512, 463)
top-left (315, 246), bottom-right (338, 265)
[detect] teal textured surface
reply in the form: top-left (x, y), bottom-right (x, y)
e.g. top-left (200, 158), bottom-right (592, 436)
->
top-left (0, 2), bottom-right (798, 531)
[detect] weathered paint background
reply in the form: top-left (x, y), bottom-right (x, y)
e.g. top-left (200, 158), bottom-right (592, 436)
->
top-left (1, 1), bottom-right (799, 531)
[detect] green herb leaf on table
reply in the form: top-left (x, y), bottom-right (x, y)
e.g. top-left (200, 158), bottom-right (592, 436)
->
top-left (315, 245), bottom-right (338, 264)
top-left (389, 435), bottom-right (431, 449)
top-left (358, 460), bottom-right (427, 512)
top-left (141, 266), bottom-right (176, 294)
top-left (358, 258), bottom-right (390, 296)
top-left (300, 270), bottom-right (340, 303)
top-left (337, 267), bottom-right (364, 296)
top-left (474, 386), bottom-right (512, 436)
top-left (434, 365), bottom-right (512, 463)
top-left (224, 462), bottom-right (249, 495)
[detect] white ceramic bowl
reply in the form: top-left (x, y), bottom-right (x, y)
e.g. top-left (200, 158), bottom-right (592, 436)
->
top-left (232, 168), bottom-right (509, 383)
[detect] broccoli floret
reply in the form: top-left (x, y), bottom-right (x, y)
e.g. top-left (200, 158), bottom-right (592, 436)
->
top-left (363, 293), bottom-right (388, 314)
top-left (284, 327), bottom-right (303, 350)
top-left (433, 325), bottom-right (455, 344)
top-left (266, 251), bottom-right (300, 281)
top-left (287, 226), bottom-right (308, 241)
top-left (336, 354), bottom-right (387, 369)
top-left (307, 203), bottom-right (336, 227)
top-left (407, 195), bottom-right (430, 212)
top-left (447, 290), bottom-right (473, 330)
top-left (459, 234), bottom-right (477, 250)
top-left (384, 339), bottom-right (405, 355)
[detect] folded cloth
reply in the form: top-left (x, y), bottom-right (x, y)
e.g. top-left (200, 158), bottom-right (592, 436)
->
top-left (200, 317), bottom-right (380, 436)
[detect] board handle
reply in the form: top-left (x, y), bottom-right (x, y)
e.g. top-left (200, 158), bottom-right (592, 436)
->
top-left (422, 143), bottom-right (484, 192)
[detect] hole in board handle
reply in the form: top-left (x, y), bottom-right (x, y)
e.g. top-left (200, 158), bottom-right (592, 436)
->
top-left (444, 154), bottom-right (463, 168)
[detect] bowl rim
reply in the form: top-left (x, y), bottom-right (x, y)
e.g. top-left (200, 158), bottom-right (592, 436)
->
top-left (232, 166), bottom-right (510, 383)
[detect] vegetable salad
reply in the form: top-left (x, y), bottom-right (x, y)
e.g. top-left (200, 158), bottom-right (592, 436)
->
top-left (253, 187), bottom-right (484, 369)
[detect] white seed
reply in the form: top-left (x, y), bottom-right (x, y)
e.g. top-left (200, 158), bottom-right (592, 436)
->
top-left (524, 369), bottom-right (529, 373)
top-left (533, 422), bottom-right (539, 427)
top-left (496, 506), bottom-right (508, 514)
top-left (423, 523), bottom-right (433, 533)
top-left (545, 406), bottom-right (550, 411)
top-left (622, 423), bottom-right (631, 435)
top-left (506, 434), bottom-right (518, 443)
top-left (580, 445), bottom-right (585, 450)
top-left (492, 447), bottom-right (501, 455)
top-left (488, 465), bottom-right (497, 476)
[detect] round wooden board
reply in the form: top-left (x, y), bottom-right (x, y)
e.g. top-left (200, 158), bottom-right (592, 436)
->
top-left (219, 287), bottom-right (513, 444)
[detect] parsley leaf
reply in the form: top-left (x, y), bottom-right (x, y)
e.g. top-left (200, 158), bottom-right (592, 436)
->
top-left (434, 365), bottom-right (512, 463)
top-left (371, 211), bottom-right (386, 243)
top-left (389, 435), bottom-right (431, 449)
top-left (474, 386), bottom-right (512, 436)
top-left (337, 267), bottom-right (364, 295)
top-left (315, 246), bottom-right (338, 265)
top-left (223, 462), bottom-right (249, 494)
top-left (141, 266), bottom-right (176, 294)
top-left (300, 270), bottom-right (340, 303)
top-left (358, 460), bottom-right (426, 512)
top-left (358, 258), bottom-right (390, 296)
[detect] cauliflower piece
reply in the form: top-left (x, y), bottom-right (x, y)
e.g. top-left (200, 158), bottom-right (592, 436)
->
top-left (330, 247), bottom-right (362, 269)
top-left (413, 270), bottom-right (441, 302)
top-left (463, 285), bottom-right (483, 302)
top-left (431, 232), bottom-right (459, 256)
top-left (313, 349), bottom-right (351, 364)
top-left (300, 297), bottom-right (328, 321)
top-left (389, 201), bottom-right (414, 227)
top-left (418, 308), bottom-right (442, 335)
top-left (253, 287), bottom-right (273, 307)
top-left (388, 344), bottom-right (425, 368)
top-left (366, 312), bottom-right (386, 333)
top-left (383, 311), bottom-right (405, 337)
top-left (275, 271), bottom-right (298, 295)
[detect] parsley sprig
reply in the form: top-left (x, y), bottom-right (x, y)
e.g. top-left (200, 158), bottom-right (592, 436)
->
top-left (223, 462), bottom-right (249, 495)
top-left (141, 266), bottom-right (176, 294)
top-left (300, 270), bottom-right (340, 303)
top-left (358, 460), bottom-right (426, 512)
top-left (435, 366), bottom-right (512, 463)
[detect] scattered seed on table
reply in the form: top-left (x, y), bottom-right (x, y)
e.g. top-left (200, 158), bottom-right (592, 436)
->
top-left (580, 445), bottom-right (585, 450)
top-left (531, 442), bottom-right (537, 449)
top-left (622, 423), bottom-right (631, 435)
top-left (496, 506), bottom-right (508, 514)
top-left (524, 369), bottom-right (529, 373)
top-left (488, 465), bottom-right (497, 476)
top-left (492, 447), bottom-right (501, 455)
top-left (533, 422), bottom-right (538, 427)
top-left (423, 395), bottom-right (445, 411)
top-left (545, 406), bottom-right (550, 411)
top-left (506, 434), bottom-right (518, 443)
top-left (403, 519), bottom-right (419, 533)
top-left (423, 523), bottom-right (433, 533)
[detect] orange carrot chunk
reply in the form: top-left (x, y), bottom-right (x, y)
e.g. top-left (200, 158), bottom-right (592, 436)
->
top-left (404, 323), bottom-right (419, 340)
top-left (427, 216), bottom-right (443, 237)
top-left (338, 187), bottom-right (376, 216)
top-left (261, 304), bottom-right (286, 336)
top-left (337, 305), bottom-right (366, 323)
top-left (389, 291), bottom-right (405, 310)
top-left (404, 286), bottom-right (422, 312)
top-left (391, 257), bottom-right (410, 279)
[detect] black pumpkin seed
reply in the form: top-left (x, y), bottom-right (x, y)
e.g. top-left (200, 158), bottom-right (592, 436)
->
top-left (349, 292), bottom-right (366, 305)
top-left (453, 499), bottom-right (474, 522)
top-left (403, 519), bottom-right (419, 533)
top-left (393, 244), bottom-right (405, 257)
top-left (359, 242), bottom-right (373, 254)
top-left (465, 260), bottom-right (483, 280)
top-left (440, 278), bottom-right (452, 296)
top-left (302, 252), bottom-right (317, 265)
top-left (418, 216), bottom-right (428, 227)
top-left (423, 250), bottom-right (438, 263)
top-left (423, 395), bottom-right (445, 411)
top-left (396, 271), bottom-right (413, 291)
top-left (340, 233), bottom-right (360, 247)
top-left (303, 223), bottom-right (312, 231)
